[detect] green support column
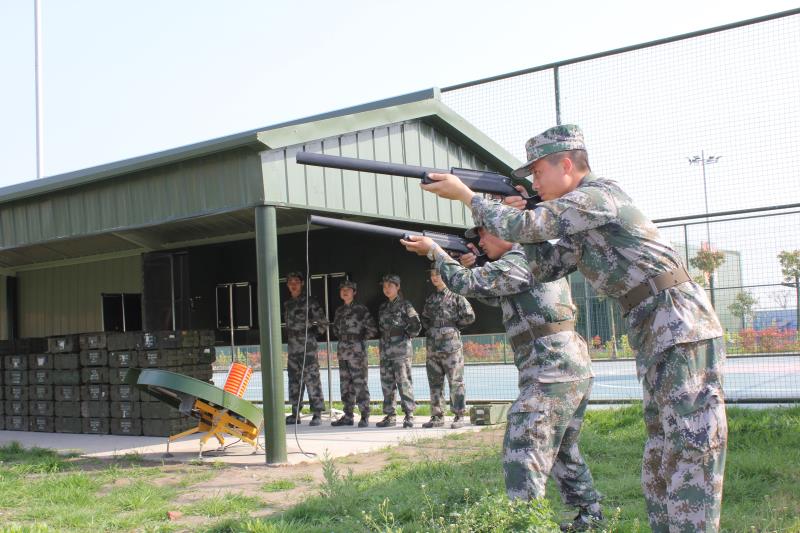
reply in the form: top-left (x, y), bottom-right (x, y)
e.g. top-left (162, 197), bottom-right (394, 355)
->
top-left (255, 205), bottom-right (287, 464)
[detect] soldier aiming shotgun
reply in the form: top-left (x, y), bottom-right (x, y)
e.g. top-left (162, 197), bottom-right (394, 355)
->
top-left (309, 215), bottom-right (486, 264)
top-left (296, 152), bottom-right (541, 209)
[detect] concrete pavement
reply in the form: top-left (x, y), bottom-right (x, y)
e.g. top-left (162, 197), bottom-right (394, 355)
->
top-left (0, 414), bottom-right (484, 466)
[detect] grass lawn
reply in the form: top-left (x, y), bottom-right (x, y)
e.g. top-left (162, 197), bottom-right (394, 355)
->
top-left (1, 405), bottom-right (798, 532)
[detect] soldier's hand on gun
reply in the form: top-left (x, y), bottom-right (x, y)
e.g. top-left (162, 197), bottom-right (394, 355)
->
top-left (503, 186), bottom-right (531, 210)
top-left (421, 173), bottom-right (475, 203)
top-left (459, 243), bottom-right (480, 267)
top-left (400, 235), bottom-right (434, 256)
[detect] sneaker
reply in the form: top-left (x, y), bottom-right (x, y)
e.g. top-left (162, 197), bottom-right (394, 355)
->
top-left (309, 412), bottom-right (322, 426)
top-left (422, 416), bottom-right (444, 428)
top-left (285, 414), bottom-right (300, 425)
top-left (331, 416), bottom-right (354, 427)
top-left (450, 415), bottom-right (466, 429)
top-left (375, 416), bottom-right (396, 427)
top-left (402, 415), bottom-right (414, 428)
top-left (560, 507), bottom-right (604, 532)
top-left (357, 416), bottom-right (370, 428)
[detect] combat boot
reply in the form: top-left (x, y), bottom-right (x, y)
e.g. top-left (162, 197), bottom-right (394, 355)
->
top-left (402, 414), bottom-right (414, 428)
top-left (285, 414), bottom-right (301, 425)
top-left (560, 505), bottom-right (603, 532)
top-left (331, 415), bottom-right (354, 427)
top-left (375, 415), bottom-right (396, 427)
top-left (422, 415), bottom-right (444, 428)
top-left (309, 412), bottom-right (322, 426)
top-left (357, 415), bottom-right (370, 428)
top-left (450, 414), bottom-right (466, 429)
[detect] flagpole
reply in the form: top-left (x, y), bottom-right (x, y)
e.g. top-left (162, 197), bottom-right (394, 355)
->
top-left (34, 0), bottom-right (44, 179)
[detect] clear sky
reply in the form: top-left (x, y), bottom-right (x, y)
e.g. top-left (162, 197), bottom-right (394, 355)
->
top-left (1, 0), bottom-right (799, 188)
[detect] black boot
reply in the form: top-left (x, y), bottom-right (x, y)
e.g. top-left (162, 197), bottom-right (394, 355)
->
top-left (402, 414), bottom-right (414, 428)
top-left (422, 416), bottom-right (444, 428)
top-left (285, 414), bottom-right (300, 425)
top-left (375, 415), bottom-right (396, 427)
top-left (560, 505), bottom-right (603, 532)
top-left (309, 412), bottom-right (322, 426)
top-left (357, 414), bottom-right (370, 428)
top-left (331, 415), bottom-right (354, 427)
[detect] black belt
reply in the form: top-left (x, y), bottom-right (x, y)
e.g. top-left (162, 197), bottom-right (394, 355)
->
top-left (429, 321), bottom-right (456, 328)
top-left (509, 320), bottom-right (575, 351)
top-left (338, 334), bottom-right (364, 342)
top-left (618, 266), bottom-right (691, 315)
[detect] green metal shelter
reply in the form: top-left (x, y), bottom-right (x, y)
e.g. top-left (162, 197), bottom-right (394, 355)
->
top-left (0, 88), bottom-right (522, 463)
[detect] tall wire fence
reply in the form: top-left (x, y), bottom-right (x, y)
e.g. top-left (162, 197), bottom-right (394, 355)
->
top-left (227, 10), bottom-right (800, 405)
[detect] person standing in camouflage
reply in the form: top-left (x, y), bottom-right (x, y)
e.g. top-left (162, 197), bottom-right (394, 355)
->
top-left (283, 271), bottom-right (326, 427)
top-left (417, 124), bottom-right (728, 533)
top-left (331, 279), bottom-right (378, 428)
top-left (421, 265), bottom-right (475, 429)
top-left (402, 227), bottom-right (603, 531)
top-left (376, 274), bottom-right (422, 428)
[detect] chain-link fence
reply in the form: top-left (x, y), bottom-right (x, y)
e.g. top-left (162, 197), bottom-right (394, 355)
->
top-left (223, 10), bottom-right (800, 405)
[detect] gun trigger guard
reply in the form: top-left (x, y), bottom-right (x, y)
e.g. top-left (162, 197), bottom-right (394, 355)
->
top-left (421, 173), bottom-right (433, 185)
top-left (524, 197), bottom-right (541, 210)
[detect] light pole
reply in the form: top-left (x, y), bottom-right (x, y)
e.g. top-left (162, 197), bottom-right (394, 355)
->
top-left (687, 151), bottom-right (722, 245)
top-left (688, 152), bottom-right (722, 308)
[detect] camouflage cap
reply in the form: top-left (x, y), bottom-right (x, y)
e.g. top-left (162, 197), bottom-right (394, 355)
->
top-left (339, 279), bottom-right (357, 291)
top-left (285, 271), bottom-right (304, 282)
top-left (381, 273), bottom-right (401, 286)
top-left (511, 124), bottom-right (586, 178)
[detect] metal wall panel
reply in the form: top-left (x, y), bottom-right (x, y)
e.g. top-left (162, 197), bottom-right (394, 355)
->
top-left (262, 119), bottom-right (478, 228)
top-left (1, 148), bottom-right (263, 249)
top-left (0, 275), bottom-right (7, 339)
top-left (18, 255), bottom-right (142, 337)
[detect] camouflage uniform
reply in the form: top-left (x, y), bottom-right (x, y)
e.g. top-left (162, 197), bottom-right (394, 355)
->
top-left (378, 291), bottom-right (422, 416)
top-left (332, 300), bottom-right (378, 418)
top-left (421, 285), bottom-right (475, 417)
top-left (284, 292), bottom-right (326, 415)
top-left (472, 124), bottom-right (727, 533)
top-left (432, 244), bottom-right (601, 509)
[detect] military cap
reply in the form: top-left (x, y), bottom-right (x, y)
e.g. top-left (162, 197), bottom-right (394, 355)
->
top-left (381, 273), bottom-right (401, 286)
top-left (285, 271), bottom-right (304, 282)
top-left (512, 124), bottom-right (586, 178)
top-left (339, 279), bottom-right (357, 291)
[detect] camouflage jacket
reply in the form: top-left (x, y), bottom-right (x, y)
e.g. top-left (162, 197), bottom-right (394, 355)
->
top-left (432, 245), bottom-right (593, 387)
top-left (421, 287), bottom-right (475, 353)
top-left (332, 302), bottom-right (378, 361)
top-left (378, 296), bottom-right (422, 360)
top-left (469, 174), bottom-right (723, 378)
top-left (283, 292), bottom-right (326, 358)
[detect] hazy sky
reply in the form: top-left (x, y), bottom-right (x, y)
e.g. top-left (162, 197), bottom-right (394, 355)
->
top-left (1, 0), bottom-right (799, 188)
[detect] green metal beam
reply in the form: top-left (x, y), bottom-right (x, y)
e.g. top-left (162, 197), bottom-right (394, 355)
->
top-left (255, 205), bottom-right (287, 464)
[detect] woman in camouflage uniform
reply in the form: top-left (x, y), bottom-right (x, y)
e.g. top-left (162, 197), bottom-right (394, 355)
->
top-left (376, 274), bottom-right (422, 428)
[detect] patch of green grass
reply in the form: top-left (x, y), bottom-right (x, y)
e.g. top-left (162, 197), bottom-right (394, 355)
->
top-left (261, 479), bottom-right (296, 492)
top-left (182, 493), bottom-right (263, 518)
top-left (216, 405), bottom-right (800, 533)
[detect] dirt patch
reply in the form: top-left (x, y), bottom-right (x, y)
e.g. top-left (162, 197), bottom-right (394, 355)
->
top-left (167, 427), bottom-right (504, 528)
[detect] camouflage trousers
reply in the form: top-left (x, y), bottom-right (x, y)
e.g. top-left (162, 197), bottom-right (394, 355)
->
top-left (338, 357), bottom-right (371, 417)
top-left (379, 356), bottom-right (416, 416)
top-left (426, 349), bottom-right (466, 416)
top-left (641, 337), bottom-right (727, 533)
top-left (503, 378), bottom-right (601, 508)
top-left (287, 352), bottom-right (325, 414)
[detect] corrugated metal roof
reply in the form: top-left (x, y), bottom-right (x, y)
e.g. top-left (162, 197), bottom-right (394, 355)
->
top-left (0, 88), bottom-right (524, 271)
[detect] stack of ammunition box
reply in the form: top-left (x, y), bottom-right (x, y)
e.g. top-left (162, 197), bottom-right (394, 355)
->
top-left (1, 331), bottom-right (216, 437)
top-left (1, 337), bottom-right (50, 432)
